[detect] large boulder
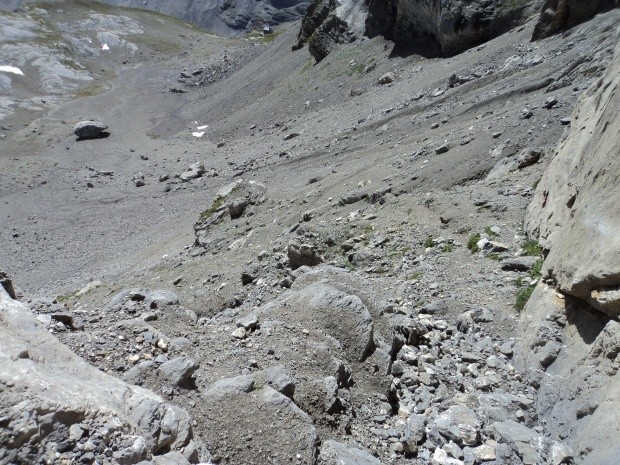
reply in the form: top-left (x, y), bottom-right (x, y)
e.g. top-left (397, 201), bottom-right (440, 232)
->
top-left (73, 120), bottom-right (108, 139)
top-left (319, 440), bottom-right (380, 465)
top-left (201, 375), bottom-right (317, 464)
top-left (525, 38), bottom-right (620, 318)
top-left (0, 288), bottom-right (200, 464)
top-left (532, 0), bottom-right (617, 40)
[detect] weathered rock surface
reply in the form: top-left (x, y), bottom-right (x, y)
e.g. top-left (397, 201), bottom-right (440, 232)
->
top-left (294, 0), bottom-right (361, 61)
top-left (518, 35), bottom-right (620, 465)
top-left (0, 288), bottom-right (199, 464)
top-left (526, 39), bottom-right (620, 317)
top-left (201, 376), bottom-right (317, 464)
top-left (366, 0), bottom-right (543, 57)
top-left (318, 440), bottom-right (379, 465)
top-left (532, 0), bottom-right (617, 39)
top-left (73, 120), bottom-right (108, 139)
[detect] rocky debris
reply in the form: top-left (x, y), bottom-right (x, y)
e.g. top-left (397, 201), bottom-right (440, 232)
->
top-left (5, 5), bottom-right (620, 465)
top-left (532, 0), bottom-right (617, 40)
top-left (435, 142), bottom-right (450, 154)
top-left (133, 172), bottom-right (146, 187)
top-left (318, 440), bottom-right (380, 465)
top-left (434, 405), bottom-right (481, 446)
top-left (93, 0), bottom-right (310, 37)
top-left (179, 162), bottom-right (205, 182)
top-left (258, 365), bottom-right (296, 399)
top-left (73, 120), bottom-right (108, 139)
top-left (288, 242), bottom-right (324, 269)
top-left (501, 256), bottom-right (540, 272)
top-left (0, 289), bottom-right (201, 464)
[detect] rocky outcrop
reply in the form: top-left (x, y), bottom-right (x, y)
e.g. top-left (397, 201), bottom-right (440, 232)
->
top-left (366, 0), bottom-right (543, 57)
top-left (297, 0), bottom-right (542, 61)
top-left (294, 0), bottom-right (362, 61)
top-left (525, 38), bottom-right (620, 318)
top-left (517, 37), bottom-right (620, 465)
top-left (532, 0), bottom-right (618, 39)
top-left (194, 179), bottom-right (267, 249)
top-left (0, 287), bottom-right (201, 464)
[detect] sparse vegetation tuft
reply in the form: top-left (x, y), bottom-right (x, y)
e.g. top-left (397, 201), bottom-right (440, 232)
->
top-left (523, 239), bottom-right (542, 256)
top-left (468, 233), bottom-right (481, 253)
top-left (515, 285), bottom-right (535, 312)
top-left (423, 236), bottom-right (434, 248)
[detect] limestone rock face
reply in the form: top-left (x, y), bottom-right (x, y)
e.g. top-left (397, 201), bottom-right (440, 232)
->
top-left (0, 288), bottom-right (199, 464)
top-left (294, 0), bottom-right (364, 61)
top-left (532, 0), bottom-right (617, 39)
top-left (296, 0), bottom-right (543, 61)
top-left (366, 0), bottom-right (543, 57)
top-left (518, 36), bottom-right (620, 465)
top-left (525, 38), bottom-right (620, 318)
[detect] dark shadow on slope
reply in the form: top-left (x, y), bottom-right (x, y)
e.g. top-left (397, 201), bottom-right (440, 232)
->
top-left (565, 294), bottom-right (609, 345)
top-left (76, 131), bottom-right (111, 142)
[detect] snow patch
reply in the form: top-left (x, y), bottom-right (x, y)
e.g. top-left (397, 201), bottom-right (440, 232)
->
top-left (196, 125), bottom-right (208, 130)
top-left (102, 44), bottom-right (110, 51)
top-left (192, 132), bottom-right (205, 138)
top-left (0, 65), bottom-right (24, 76)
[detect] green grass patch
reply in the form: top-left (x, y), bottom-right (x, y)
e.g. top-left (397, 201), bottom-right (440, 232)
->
top-left (468, 233), bottom-right (481, 253)
top-left (199, 196), bottom-right (227, 221)
top-left (515, 285), bottom-right (535, 312)
top-left (409, 271), bottom-right (423, 281)
top-left (487, 253), bottom-right (502, 261)
top-left (56, 289), bottom-right (79, 303)
top-left (423, 236), bottom-right (434, 248)
top-left (530, 259), bottom-right (543, 279)
top-left (441, 244), bottom-right (455, 253)
top-left (484, 226), bottom-right (499, 238)
top-left (523, 240), bottom-right (542, 256)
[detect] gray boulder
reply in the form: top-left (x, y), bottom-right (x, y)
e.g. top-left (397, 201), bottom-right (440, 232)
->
top-left (433, 404), bottom-right (480, 446)
top-left (492, 420), bottom-right (543, 464)
top-left (158, 357), bottom-right (198, 388)
top-left (319, 440), bottom-right (380, 465)
top-left (288, 242), bottom-right (324, 269)
top-left (73, 120), bottom-right (108, 139)
top-left (201, 377), bottom-right (317, 464)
